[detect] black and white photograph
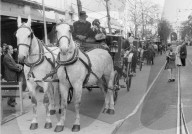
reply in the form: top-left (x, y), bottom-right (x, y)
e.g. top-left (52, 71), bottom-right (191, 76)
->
top-left (1, 0), bottom-right (192, 134)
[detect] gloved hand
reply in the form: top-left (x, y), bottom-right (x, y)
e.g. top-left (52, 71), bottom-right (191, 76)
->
top-left (77, 35), bottom-right (86, 40)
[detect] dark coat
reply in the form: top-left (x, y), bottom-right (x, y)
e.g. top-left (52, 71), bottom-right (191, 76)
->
top-left (180, 44), bottom-right (187, 59)
top-left (3, 53), bottom-right (21, 81)
top-left (72, 20), bottom-right (91, 40)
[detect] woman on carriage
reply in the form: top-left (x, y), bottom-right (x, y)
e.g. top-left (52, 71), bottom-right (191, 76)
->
top-left (91, 19), bottom-right (109, 50)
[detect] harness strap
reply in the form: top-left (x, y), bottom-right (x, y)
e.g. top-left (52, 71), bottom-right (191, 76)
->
top-left (44, 45), bottom-right (56, 68)
top-left (64, 67), bottom-right (73, 88)
top-left (45, 57), bottom-right (55, 68)
top-left (42, 64), bottom-right (61, 81)
top-left (79, 51), bottom-right (100, 85)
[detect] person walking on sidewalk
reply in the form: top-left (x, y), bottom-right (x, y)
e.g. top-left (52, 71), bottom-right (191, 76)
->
top-left (180, 41), bottom-right (187, 66)
top-left (165, 46), bottom-right (176, 82)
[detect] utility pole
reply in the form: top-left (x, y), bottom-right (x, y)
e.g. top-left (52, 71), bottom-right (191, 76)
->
top-left (76, 0), bottom-right (82, 19)
top-left (105, 0), bottom-right (112, 34)
top-left (42, 0), bottom-right (48, 46)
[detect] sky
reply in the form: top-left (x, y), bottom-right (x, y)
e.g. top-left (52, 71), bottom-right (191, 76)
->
top-left (32, 0), bottom-right (192, 26)
top-left (162, 0), bottom-right (192, 23)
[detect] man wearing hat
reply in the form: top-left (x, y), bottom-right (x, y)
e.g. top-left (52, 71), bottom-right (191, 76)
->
top-left (72, 11), bottom-right (92, 41)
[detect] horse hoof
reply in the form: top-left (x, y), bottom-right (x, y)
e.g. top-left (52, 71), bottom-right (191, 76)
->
top-left (72, 125), bottom-right (80, 132)
top-left (54, 125), bottom-right (64, 132)
top-left (44, 122), bottom-right (52, 129)
top-left (50, 109), bottom-right (56, 115)
top-left (30, 123), bottom-right (38, 130)
top-left (102, 108), bottom-right (108, 114)
top-left (107, 109), bottom-right (115, 115)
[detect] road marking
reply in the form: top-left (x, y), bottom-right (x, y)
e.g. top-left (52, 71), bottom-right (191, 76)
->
top-left (177, 67), bottom-right (190, 134)
top-left (177, 66), bottom-right (181, 134)
top-left (112, 61), bottom-right (167, 134)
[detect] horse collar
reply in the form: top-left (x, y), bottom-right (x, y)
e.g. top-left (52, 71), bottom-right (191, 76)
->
top-left (56, 47), bottom-right (79, 66)
top-left (24, 39), bottom-right (45, 67)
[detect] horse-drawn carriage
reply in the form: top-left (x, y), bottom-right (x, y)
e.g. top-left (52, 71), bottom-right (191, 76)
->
top-left (106, 34), bottom-right (135, 91)
top-left (15, 13), bottom-right (139, 132)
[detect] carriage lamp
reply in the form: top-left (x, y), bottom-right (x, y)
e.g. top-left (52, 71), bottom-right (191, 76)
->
top-left (110, 41), bottom-right (118, 53)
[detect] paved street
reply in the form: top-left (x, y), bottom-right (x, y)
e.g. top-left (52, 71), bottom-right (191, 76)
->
top-left (1, 46), bottom-right (192, 134)
top-left (116, 46), bottom-right (192, 134)
top-left (1, 52), bottom-right (156, 134)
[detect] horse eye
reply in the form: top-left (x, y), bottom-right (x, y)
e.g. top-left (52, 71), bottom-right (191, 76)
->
top-left (28, 34), bottom-right (31, 38)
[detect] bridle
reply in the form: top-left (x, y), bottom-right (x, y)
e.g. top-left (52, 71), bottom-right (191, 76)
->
top-left (17, 25), bottom-right (34, 52)
top-left (16, 24), bottom-right (45, 68)
top-left (55, 22), bottom-right (72, 48)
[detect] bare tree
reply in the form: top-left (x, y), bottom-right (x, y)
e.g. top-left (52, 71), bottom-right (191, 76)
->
top-left (158, 19), bottom-right (172, 43)
top-left (180, 15), bottom-right (192, 41)
top-left (123, 0), bottom-right (161, 39)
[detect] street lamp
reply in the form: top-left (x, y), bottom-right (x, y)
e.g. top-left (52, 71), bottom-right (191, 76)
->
top-left (109, 40), bottom-right (118, 61)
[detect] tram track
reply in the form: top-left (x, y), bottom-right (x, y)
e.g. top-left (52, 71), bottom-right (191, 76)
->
top-left (177, 66), bottom-right (190, 134)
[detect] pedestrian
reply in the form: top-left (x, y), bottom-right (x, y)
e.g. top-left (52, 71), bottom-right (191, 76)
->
top-left (175, 43), bottom-right (182, 66)
top-left (180, 41), bottom-right (187, 66)
top-left (3, 45), bottom-right (23, 107)
top-left (165, 46), bottom-right (176, 82)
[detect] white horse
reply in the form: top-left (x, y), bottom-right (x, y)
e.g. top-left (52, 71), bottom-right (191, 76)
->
top-left (16, 16), bottom-right (60, 130)
top-left (53, 19), bottom-right (116, 132)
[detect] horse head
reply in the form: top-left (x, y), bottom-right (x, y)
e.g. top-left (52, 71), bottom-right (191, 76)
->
top-left (16, 16), bottom-right (33, 62)
top-left (55, 15), bottom-right (73, 55)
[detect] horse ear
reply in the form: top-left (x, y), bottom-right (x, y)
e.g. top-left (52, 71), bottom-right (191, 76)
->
top-left (26, 16), bottom-right (31, 27)
top-left (17, 16), bottom-right (22, 27)
top-left (55, 13), bottom-right (60, 23)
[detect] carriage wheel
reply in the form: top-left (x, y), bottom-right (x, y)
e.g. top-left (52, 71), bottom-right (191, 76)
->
top-left (113, 72), bottom-right (119, 103)
top-left (67, 87), bottom-right (73, 104)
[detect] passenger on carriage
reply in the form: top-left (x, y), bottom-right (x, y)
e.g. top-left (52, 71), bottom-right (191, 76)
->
top-left (92, 19), bottom-right (106, 42)
top-left (91, 19), bottom-right (109, 50)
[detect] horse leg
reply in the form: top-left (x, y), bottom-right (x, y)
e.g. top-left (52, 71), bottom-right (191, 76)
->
top-left (54, 83), bottom-right (69, 132)
top-left (97, 77), bottom-right (109, 113)
top-left (103, 71), bottom-right (115, 115)
top-left (47, 83), bottom-right (56, 115)
top-left (52, 82), bottom-right (61, 113)
top-left (42, 82), bottom-right (53, 129)
top-left (28, 83), bottom-right (38, 130)
top-left (71, 82), bottom-right (82, 132)
top-left (106, 71), bottom-right (115, 115)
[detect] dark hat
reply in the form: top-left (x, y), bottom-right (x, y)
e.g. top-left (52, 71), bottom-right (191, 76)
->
top-left (92, 19), bottom-right (100, 26)
top-left (79, 11), bottom-right (88, 17)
